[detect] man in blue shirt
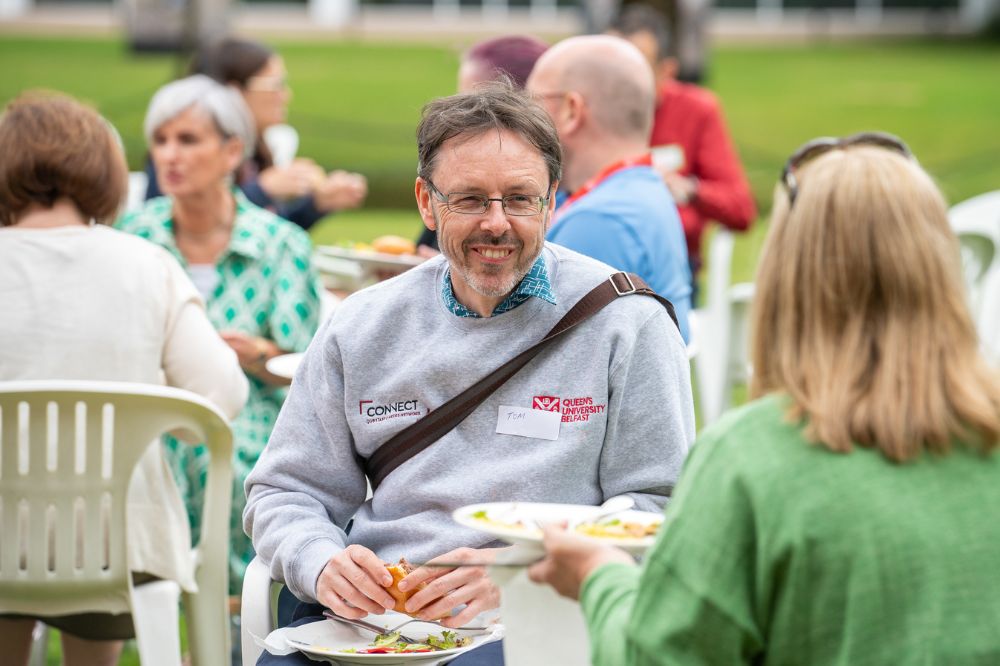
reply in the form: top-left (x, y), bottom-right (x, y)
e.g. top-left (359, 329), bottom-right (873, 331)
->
top-left (527, 35), bottom-right (692, 342)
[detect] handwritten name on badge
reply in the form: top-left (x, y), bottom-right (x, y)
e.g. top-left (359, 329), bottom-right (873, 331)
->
top-left (496, 405), bottom-right (561, 441)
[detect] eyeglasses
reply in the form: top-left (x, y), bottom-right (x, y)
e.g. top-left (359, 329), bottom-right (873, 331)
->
top-left (245, 75), bottom-right (288, 93)
top-left (426, 180), bottom-right (551, 217)
top-left (781, 131), bottom-right (913, 206)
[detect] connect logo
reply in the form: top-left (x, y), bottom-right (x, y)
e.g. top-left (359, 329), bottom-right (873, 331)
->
top-left (532, 396), bottom-right (561, 412)
top-left (359, 398), bottom-right (422, 424)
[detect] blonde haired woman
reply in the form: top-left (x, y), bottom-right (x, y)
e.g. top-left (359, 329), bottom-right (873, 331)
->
top-left (528, 132), bottom-right (1000, 665)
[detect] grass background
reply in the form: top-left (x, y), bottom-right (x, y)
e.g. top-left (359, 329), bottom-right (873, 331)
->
top-left (2, 35), bottom-right (999, 286)
top-left (2, 34), bottom-right (998, 664)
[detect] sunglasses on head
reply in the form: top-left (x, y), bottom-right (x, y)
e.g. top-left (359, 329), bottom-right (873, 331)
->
top-left (781, 131), bottom-right (913, 207)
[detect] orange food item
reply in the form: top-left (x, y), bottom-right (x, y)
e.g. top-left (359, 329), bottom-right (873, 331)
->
top-left (384, 558), bottom-right (424, 614)
top-left (371, 235), bottom-right (416, 256)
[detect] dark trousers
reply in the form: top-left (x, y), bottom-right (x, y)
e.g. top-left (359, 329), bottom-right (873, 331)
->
top-left (256, 587), bottom-right (504, 665)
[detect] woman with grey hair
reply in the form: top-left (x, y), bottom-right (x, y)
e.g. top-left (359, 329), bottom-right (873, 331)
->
top-left (117, 74), bottom-right (321, 610)
top-left (144, 38), bottom-right (368, 230)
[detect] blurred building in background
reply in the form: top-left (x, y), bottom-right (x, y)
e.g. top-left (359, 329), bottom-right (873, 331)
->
top-left (0, 0), bottom-right (997, 51)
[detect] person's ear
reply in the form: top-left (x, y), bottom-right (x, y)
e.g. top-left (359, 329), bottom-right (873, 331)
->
top-left (223, 137), bottom-right (245, 173)
top-left (543, 179), bottom-right (560, 228)
top-left (562, 91), bottom-right (587, 135)
top-left (415, 178), bottom-right (436, 231)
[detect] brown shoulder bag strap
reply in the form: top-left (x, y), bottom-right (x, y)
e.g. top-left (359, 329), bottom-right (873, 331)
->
top-left (363, 272), bottom-right (677, 491)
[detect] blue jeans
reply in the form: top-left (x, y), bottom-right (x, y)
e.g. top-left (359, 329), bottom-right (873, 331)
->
top-left (256, 588), bottom-right (504, 665)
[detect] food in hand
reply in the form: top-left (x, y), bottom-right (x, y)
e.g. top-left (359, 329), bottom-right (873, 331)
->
top-left (371, 235), bottom-right (417, 256)
top-left (384, 558), bottom-right (424, 614)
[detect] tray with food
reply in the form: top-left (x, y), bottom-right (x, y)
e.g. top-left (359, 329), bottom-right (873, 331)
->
top-left (314, 236), bottom-right (426, 292)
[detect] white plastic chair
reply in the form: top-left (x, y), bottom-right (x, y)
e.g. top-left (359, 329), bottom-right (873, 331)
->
top-left (691, 229), bottom-right (755, 426)
top-left (125, 171), bottom-right (149, 213)
top-left (319, 285), bottom-right (341, 323)
top-left (949, 190), bottom-right (1000, 364)
top-left (0, 380), bottom-right (234, 666)
top-left (263, 124), bottom-right (300, 169)
top-left (241, 555), bottom-right (281, 666)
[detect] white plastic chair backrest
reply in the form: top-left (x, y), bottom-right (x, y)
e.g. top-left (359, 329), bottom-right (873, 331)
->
top-left (319, 286), bottom-right (341, 323)
top-left (263, 124), bottom-right (300, 168)
top-left (949, 191), bottom-right (1000, 302)
top-left (0, 380), bottom-right (232, 618)
top-left (692, 228), bottom-right (735, 425)
top-left (704, 228), bottom-right (736, 326)
top-left (126, 171), bottom-right (149, 214)
top-left (949, 191), bottom-right (1000, 364)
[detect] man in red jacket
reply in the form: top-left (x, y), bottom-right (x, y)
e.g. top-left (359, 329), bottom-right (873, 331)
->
top-left (609, 4), bottom-right (756, 306)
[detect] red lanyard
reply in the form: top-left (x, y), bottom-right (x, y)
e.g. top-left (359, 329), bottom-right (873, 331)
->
top-left (552, 153), bottom-right (653, 224)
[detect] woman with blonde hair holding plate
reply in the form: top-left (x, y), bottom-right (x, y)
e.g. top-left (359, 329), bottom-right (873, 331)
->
top-left (528, 132), bottom-right (1000, 665)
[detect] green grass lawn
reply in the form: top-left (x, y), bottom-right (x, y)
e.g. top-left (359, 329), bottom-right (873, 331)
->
top-left (7, 34), bottom-right (997, 666)
top-left (4, 34), bottom-right (996, 283)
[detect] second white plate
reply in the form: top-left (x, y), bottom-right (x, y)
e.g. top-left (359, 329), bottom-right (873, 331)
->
top-left (265, 352), bottom-right (304, 380)
top-left (452, 501), bottom-right (664, 556)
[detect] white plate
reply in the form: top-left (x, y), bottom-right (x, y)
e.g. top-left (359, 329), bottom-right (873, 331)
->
top-left (452, 502), bottom-right (664, 556)
top-left (283, 613), bottom-right (501, 665)
top-left (266, 352), bottom-right (304, 379)
top-left (316, 245), bottom-right (425, 272)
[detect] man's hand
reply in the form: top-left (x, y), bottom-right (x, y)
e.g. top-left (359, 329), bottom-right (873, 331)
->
top-left (316, 545), bottom-right (396, 619)
top-left (527, 524), bottom-right (635, 601)
top-left (398, 547), bottom-right (503, 627)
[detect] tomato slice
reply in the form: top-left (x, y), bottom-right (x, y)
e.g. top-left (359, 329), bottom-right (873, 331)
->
top-left (359, 647), bottom-right (433, 654)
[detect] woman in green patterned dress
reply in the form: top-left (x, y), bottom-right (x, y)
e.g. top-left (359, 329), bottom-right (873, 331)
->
top-left (117, 75), bottom-right (320, 605)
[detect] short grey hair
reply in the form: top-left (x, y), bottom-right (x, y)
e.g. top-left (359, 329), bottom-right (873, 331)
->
top-left (143, 74), bottom-right (256, 159)
top-left (417, 79), bottom-right (562, 187)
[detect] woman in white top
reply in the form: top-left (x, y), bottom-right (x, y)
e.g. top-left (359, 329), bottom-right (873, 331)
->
top-left (0, 91), bottom-right (248, 665)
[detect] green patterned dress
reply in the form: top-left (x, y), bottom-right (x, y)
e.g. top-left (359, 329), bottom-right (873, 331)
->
top-left (117, 190), bottom-right (320, 594)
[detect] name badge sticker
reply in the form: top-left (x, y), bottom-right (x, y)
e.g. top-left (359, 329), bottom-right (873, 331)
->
top-left (496, 405), bottom-right (561, 441)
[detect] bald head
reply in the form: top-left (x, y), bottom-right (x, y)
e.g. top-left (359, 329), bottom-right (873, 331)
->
top-left (529, 35), bottom-right (655, 140)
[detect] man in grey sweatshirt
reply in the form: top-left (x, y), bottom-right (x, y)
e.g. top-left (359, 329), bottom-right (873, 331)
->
top-left (245, 81), bottom-right (695, 665)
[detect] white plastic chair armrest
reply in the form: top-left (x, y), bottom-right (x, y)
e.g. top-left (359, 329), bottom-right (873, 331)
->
top-left (241, 556), bottom-right (275, 666)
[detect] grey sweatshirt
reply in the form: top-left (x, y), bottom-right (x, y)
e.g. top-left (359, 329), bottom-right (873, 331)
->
top-left (244, 243), bottom-right (695, 602)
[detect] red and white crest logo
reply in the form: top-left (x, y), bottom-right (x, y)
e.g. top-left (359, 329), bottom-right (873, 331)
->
top-left (532, 396), bottom-right (561, 412)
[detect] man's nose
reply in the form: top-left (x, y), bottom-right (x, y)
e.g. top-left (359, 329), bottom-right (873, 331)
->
top-left (480, 199), bottom-right (511, 236)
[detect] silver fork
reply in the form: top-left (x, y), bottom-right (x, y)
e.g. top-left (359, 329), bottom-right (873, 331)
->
top-left (322, 611), bottom-right (420, 644)
top-left (323, 610), bottom-right (490, 639)
top-left (381, 616), bottom-right (491, 634)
